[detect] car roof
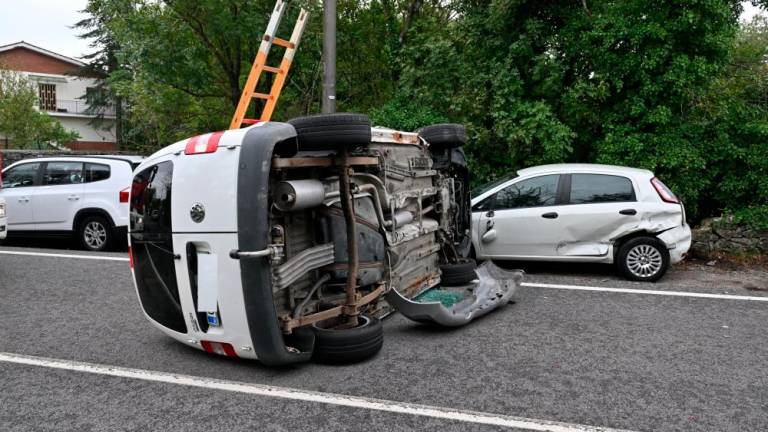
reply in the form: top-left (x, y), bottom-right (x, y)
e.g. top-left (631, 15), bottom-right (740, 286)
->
top-left (516, 163), bottom-right (653, 177)
top-left (5, 155), bottom-right (144, 169)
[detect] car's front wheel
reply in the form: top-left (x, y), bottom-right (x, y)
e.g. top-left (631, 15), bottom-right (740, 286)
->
top-left (78, 216), bottom-right (113, 252)
top-left (617, 236), bottom-right (669, 282)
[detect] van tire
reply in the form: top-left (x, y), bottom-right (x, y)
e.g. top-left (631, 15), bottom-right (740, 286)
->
top-left (416, 124), bottom-right (467, 149)
top-left (288, 113), bottom-right (371, 151)
top-left (78, 215), bottom-right (113, 252)
top-left (311, 315), bottom-right (383, 364)
top-left (617, 236), bottom-right (670, 282)
top-left (440, 260), bottom-right (477, 286)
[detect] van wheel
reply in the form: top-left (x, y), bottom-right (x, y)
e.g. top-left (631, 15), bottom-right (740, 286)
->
top-left (311, 315), bottom-right (383, 364)
top-left (440, 260), bottom-right (477, 286)
top-left (78, 216), bottom-right (113, 252)
top-left (416, 124), bottom-right (467, 149)
top-left (288, 113), bottom-right (371, 151)
top-left (617, 237), bottom-right (669, 282)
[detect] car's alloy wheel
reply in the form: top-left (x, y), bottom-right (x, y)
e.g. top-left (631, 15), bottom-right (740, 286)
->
top-left (79, 216), bottom-right (113, 251)
top-left (617, 236), bottom-right (670, 282)
top-left (625, 244), bottom-right (663, 278)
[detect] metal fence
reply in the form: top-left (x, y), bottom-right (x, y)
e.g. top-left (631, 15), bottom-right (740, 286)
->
top-left (46, 99), bottom-right (116, 117)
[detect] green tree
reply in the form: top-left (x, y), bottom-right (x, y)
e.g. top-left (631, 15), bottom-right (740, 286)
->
top-left (0, 68), bottom-right (79, 149)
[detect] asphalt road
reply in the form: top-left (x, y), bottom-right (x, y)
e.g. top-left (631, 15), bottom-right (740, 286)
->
top-left (1, 246), bottom-right (766, 431)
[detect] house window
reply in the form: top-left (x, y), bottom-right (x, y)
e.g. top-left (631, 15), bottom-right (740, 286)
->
top-left (38, 83), bottom-right (56, 111)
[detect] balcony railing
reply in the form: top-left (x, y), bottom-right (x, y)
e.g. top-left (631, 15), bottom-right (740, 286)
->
top-left (44, 99), bottom-right (116, 117)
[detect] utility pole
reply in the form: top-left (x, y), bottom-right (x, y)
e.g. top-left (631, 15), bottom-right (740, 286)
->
top-left (322, 0), bottom-right (336, 113)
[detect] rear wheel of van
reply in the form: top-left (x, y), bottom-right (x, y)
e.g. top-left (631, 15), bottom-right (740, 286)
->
top-left (311, 315), bottom-right (383, 364)
top-left (440, 260), bottom-right (477, 286)
top-left (416, 123), bottom-right (467, 149)
top-left (617, 237), bottom-right (669, 282)
top-left (78, 216), bottom-right (113, 252)
top-left (288, 113), bottom-right (371, 151)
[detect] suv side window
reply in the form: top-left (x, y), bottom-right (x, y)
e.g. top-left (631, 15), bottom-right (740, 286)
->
top-left (495, 175), bottom-right (559, 210)
top-left (85, 163), bottom-right (111, 183)
top-left (2, 163), bottom-right (41, 188)
top-left (569, 174), bottom-right (635, 204)
top-left (43, 162), bottom-right (84, 185)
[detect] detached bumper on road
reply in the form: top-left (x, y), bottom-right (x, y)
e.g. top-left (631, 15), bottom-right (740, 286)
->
top-left (657, 224), bottom-right (692, 264)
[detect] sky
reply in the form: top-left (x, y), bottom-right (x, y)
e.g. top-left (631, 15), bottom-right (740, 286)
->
top-left (0, 0), bottom-right (765, 61)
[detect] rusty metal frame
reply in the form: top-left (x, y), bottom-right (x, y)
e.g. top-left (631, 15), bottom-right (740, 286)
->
top-left (280, 284), bottom-right (386, 332)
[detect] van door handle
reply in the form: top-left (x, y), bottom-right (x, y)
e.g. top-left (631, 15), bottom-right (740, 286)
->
top-left (541, 212), bottom-right (558, 219)
top-left (619, 209), bottom-right (637, 216)
top-left (68, 195), bottom-right (80, 201)
top-left (18, 197), bottom-right (29, 203)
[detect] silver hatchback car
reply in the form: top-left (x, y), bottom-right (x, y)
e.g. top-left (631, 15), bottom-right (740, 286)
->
top-left (470, 164), bottom-right (691, 281)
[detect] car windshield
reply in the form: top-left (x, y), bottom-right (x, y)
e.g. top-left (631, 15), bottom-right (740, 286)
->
top-left (471, 172), bottom-right (518, 197)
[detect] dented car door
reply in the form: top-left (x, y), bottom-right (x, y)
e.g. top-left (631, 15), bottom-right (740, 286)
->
top-left (553, 173), bottom-right (640, 256)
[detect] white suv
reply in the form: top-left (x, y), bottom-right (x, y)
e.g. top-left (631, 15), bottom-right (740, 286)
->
top-left (471, 164), bottom-right (692, 281)
top-left (1, 156), bottom-right (143, 251)
top-left (0, 196), bottom-right (6, 240)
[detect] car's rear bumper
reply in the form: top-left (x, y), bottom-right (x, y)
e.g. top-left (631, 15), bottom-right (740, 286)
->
top-left (657, 224), bottom-right (692, 264)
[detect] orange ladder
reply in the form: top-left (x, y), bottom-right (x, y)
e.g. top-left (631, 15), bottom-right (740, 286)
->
top-left (229, 0), bottom-right (309, 129)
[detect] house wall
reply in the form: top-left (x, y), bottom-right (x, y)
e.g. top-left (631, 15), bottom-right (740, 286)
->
top-left (0, 46), bottom-right (117, 150)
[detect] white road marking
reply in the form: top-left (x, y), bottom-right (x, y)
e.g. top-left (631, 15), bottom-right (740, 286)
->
top-left (0, 351), bottom-right (633, 432)
top-left (0, 250), bottom-right (129, 262)
top-left (523, 282), bottom-right (768, 302)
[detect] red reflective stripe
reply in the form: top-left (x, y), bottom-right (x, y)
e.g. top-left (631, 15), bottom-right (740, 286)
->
top-left (207, 131), bottom-right (224, 152)
top-left (184, 135), bottom-right (202, 155)
top-left (127, 246), bottom-right (134, 269)
top-left (222, 343), bottom-right (238, 357)
top-left (200, 340), bottom-right (214, 353)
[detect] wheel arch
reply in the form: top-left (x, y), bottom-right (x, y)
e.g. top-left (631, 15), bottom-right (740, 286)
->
top-left (612, 230), bottom-right (657, 260)
top-left (73, 208), bottom-right (115, 231)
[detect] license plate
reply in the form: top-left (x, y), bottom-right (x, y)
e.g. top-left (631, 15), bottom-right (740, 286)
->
top-left (197, 253), bottom-right (218, 312)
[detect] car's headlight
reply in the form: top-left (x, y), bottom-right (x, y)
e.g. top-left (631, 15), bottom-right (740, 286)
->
top-left (0, 204), bottom-right (5, 218)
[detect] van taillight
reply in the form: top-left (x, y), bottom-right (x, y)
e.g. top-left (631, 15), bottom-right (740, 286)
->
top-left (201, 341), bottom-right (237, 357)
top-left (651, 177), bottom-right (679, 203)
top-left (128, 245), bottom-right (134, 269)
top-left (119, 187), bottom-right (130, 203)
top-left (184, 131), bottom-right (224, 155)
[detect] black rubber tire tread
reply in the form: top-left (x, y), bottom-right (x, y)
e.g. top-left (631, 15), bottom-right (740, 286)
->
top-left (616, 236), bottom-right (670, 282)
top-left (416, 123), bottom-right (467, 148)
top-left (439, 260), bottom-right (477, 286)
top-left (78, 215), bottom-right (113, 252)
top-left (288, 113), bottom-right (371, 151)
top-left (311, 315), bottom-right (383, 364)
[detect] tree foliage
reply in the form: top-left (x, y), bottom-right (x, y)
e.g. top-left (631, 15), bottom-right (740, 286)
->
top-left (0, 68), bottom-right (79, 149)
top-left (79, 0), bottom-right (768, 220)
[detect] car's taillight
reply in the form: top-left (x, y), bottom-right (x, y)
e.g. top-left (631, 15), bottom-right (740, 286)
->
top-left (128, 245), bottom-right (134, 269)
top-left (119, 187), bottom-right (130, 203)
top-left (184, 131), bottom-right (224, 155)
top-left (651, 177), bottom-right (679, 203)
top-left (201, 341), bottom-right (238, 357)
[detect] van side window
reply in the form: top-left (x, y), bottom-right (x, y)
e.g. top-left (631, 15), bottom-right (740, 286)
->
top-left (44, 162), bottom-right (84, 185)
top-left (494, 175), bottom-right (559, 210)
top-left (2, 163), bottom-right (41, 188)
top-left (85, 163), bottom-right (111, 183)
top-left (570, 174), bottom-right (635, 204)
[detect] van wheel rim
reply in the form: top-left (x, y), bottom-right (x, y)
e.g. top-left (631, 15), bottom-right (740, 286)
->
top-left (84, 222), bottom-right (107, 249)
top-left (626, 244), bottom-right (662, 278)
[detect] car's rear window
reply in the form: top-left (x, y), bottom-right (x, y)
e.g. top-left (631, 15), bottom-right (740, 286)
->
top-left (130, 161), bottom-right (173, 233)
top-left (85, 163), bottom-right (111, 182)
top-left (569, 174), bottom-right (635, 204)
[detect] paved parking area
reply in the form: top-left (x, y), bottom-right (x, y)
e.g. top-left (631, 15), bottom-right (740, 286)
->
top-left (1, 246), bottom-right (766, 431)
